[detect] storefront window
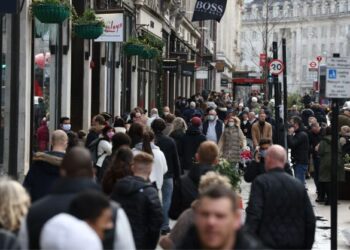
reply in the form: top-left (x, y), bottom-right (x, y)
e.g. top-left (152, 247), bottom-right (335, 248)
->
top-left (148, 59), bottom-right (157, 111)
top-left (138, 58), bottom-right (147, 108)
top-left (0, 15), bottom-right (6, 168)
top-left (32, 20), bottom-right (54, 152)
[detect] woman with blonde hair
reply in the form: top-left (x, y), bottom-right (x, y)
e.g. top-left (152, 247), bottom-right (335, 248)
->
top-left (170, 117), bottom-right (188, 170)
top-left (218, 116), bottom-right (246, 163)
top-left (0, 177), bottom-right (30, 233)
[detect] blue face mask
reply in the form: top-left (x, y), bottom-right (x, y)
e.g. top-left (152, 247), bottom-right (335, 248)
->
top-left (260, 150), bottom-right (267, 158)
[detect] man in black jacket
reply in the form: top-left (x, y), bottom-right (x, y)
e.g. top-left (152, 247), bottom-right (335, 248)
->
top-left (177, 185), bottom-right (263, 250)
top-left (111, 152), bottom-right (163, 250)
top-left (23, 130), bottom-right (67, 202)
top-left (151, 118), bottom-right (181, 235)
top-left (288, 116), bottom-right (310, 185)
top-left (246, 145), bottom-right (316, 249)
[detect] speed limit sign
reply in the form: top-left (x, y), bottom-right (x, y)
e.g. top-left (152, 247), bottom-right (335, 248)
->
top-left (269, 59), bottom-right (284, 75)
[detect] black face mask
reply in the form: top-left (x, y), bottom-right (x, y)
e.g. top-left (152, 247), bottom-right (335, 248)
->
top-left (259, 121), bottom-right (265, 126)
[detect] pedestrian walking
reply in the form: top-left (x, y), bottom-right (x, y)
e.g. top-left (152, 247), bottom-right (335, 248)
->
top-left (23, 130), bottom-right (67, 202)
top-left (218, 116), bottom-right (246, 163)
top-left (113, 116), bottom-right (127, 134)
top-left (288, 116), bottom-right (310, 184)
top-left (86, 115), bottom-right (106, 147)
top-left (251, 112), bottom-right (273, 149)
top-left (162, 114), bottom-right (175, 136)
top-left (128, 123), bottom-right (144, 148)
top-left (246, 145), bottom-right (316, 249)
top-left (111, 153), bottom-right (163, 250)
top-left (36, 118), bottom-right (49, 152)
top-left (202, 109), bottom-right (224, 143)
top-left (169, 117), bottom-right (187, 171)
top-left (59, 117), bottom-right (71, 133)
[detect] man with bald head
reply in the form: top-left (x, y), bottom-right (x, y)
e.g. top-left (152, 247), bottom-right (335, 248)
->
top-left (24, 130), bottom-right (68, 202)
top-left (246, 145), bottom-right (316, 249)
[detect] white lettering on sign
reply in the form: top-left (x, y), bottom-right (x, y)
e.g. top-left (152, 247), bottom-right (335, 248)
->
top-left (326, 57), bottom-right (350, 98)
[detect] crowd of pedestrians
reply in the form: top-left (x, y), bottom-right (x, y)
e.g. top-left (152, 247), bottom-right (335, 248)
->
top-left (2, 90), bottom-right (349, 249)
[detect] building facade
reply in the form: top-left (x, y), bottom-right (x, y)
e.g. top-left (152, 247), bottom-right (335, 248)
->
top-left (241, 0), bottom-right (350, 93)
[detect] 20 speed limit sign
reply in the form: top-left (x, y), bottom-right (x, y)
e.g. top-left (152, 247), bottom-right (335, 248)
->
top-left (269, 59), bottom-right (284, 75)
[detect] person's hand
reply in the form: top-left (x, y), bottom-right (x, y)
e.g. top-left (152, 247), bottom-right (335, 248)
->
top-left (315, 144), bottom-right (320, 152)
top-left (288, 127), bottom-right (295, 135)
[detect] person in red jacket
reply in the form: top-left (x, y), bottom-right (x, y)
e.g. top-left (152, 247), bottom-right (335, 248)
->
top-left (37, 118), bottom-right (49, 152)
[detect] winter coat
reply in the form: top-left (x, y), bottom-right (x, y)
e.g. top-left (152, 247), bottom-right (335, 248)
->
top-left (169, 164), bottom-right (214, 219)
top-left (218, 125), bottom-right (246, 163)
top-left (111, 176), bottom-right (162, 250)
top-left (288, 128), bottom-right (309, 165)
top-left (132, 143), bottom-right (168, 189)
top-left (241, 120), bottom-right (252, 139)
top-left (202, 119), bottom-right (224, 143)
top-left (338, 113), bottom-right (350, 131)
top-left (154, 133), bottom-right (181, 180)
top-left (301, 109), bottom-right (314, 127)
top-left (23, 151), bottom-right (65, 202)
top-left (162, 123), bottom-right (173, 136)
top-left (36, 121), bottom-right (49, 152)
top-left (24, 178), bottom-right (100, 249)
top-left (170, 129), bottom-right (186, 171)
top-left (180, 126), bottom-right (206, 170)
top-left (318, 135), bottom-right (345, 182)
top-left (251, 122), bottom-right (273, 148)
top-left (176, 226), bottom-right (264, 250)
top-left (246, 168), bottom-right (316, 249)
top-left (0, 229), bottom-right (20, 250)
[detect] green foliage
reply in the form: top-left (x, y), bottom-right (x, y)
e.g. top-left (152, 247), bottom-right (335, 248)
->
top-left (139, 33), bottom-right (165, 51)
top-left (287, 92), bottom-right (303, 109)
top-left (31, 0), bottom-right (72, 10)
top-left (215, 159), bottom-right (241, 191)
top-left (344, 154), bottom-right (350, 164)
top-left (73, 8), bottom-right (104, 26)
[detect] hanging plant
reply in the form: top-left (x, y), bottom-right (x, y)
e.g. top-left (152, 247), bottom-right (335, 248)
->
top-left (140, 33), bottom-right (165, 51)
top-left (73, 9), bottom-right (105, 39)
top-left (30, 0), bottom-right (72, 24)
top-left (123, 38), bottom-right (145, 56)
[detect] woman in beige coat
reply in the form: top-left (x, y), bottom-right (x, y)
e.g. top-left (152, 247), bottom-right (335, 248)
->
top-left (218, 116), bottom-right (246, 163)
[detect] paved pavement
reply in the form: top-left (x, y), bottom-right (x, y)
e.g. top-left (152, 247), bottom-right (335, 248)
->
top-left (240, 179), bottom-right (350, 250)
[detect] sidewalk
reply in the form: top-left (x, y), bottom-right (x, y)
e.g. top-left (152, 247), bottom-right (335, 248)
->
top-left (241, 179), bottom-right (350, 249)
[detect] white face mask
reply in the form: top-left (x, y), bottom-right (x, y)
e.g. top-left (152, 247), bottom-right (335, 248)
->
top-left (228, 122), bottom-right (235, 127)
top-left (163, 112), bottom-right (170, 116)
top-left (208, 115), bottom-right (216, 121)
top-left (62, 124), bottom-right (71, 131)
top-left (243, 120), bottom-right (248, 125)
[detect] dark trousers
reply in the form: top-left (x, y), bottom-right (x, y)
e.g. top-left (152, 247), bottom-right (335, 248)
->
top-left (312, 156), bottom-right (320, 193)
top-left (318, 182), bottom-right (330, 201)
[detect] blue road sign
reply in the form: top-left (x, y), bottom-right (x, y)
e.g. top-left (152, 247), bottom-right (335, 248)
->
top-left (328, 69), bottom-right (337, 79)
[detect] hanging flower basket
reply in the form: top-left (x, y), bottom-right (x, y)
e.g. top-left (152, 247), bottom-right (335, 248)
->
top-left (124, 43), bottom-right (145, 56)
top-left (32, 3), bottom-right (70, 24)
top-left (140, 47), bottom-right (153, 59)
top-left (74, 24), bottom-right (104, 39)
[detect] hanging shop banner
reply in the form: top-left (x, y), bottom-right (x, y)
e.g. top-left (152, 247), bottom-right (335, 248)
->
top-left (181, 62), bottom-right (195, 77)
top-left (196, 68), bottom-right (209, 79)
top-left (95, 13), bottom-right (124, 42)
top-left (221, 79), bottom-right (229, 86)
top-left (163, 60), bottom-right (178, 72)
top-left (0, 1), bottom-right (17, 13)
top-left (192, 0), bottom-right (227, 22)
top-left (216, 61), bottom-right (225, 72)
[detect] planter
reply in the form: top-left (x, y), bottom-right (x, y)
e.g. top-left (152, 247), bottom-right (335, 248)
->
top-left (140, 48), bottom-right (159, 59)
top-left (74, 24), bottom-right (104, 39)
top-left (32, 3), bottom-right (70, 24)
top-left (124, 43), bottom-right (144, 56)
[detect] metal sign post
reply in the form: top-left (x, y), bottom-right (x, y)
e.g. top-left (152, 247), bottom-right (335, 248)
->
top-left (272, 42), bottom-right (281, 145)
top-left (282, 38), bottom-right (288, 148)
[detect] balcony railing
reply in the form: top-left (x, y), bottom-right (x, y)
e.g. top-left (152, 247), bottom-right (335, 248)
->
top-left (94, 0), bottom-right (123, 11)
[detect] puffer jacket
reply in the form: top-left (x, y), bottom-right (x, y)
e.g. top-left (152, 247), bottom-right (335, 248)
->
top-left (180, 126), bottom-right (206, 170)
top-left (111, 176), bottom-right (162, 250)
top-left (246, 168), bottom-right (316, 249)
top-left (23, 151), bottom-right (65, 202)
top-left (287, 128), bottom-right (309, 164)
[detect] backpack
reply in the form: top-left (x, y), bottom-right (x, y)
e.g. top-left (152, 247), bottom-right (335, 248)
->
top-left (87, 138), bottom-right (103, 164)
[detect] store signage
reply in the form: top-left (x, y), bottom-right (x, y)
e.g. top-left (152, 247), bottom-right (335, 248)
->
top-left (216, 61), bottom-right (225, 72)
top-left (192, 0), bottom-right (227, 22)
top-left (181, 62), bottom-right (195, 77)
top-left (308, 61), bottom-right (319, 71)
top-left (221, 79), bottom-right (229, 86)
top-left (196, 67), bottom-right (209, 79)
top-left (163, 60), bottom-right (178, 72)
top-left (95, 13), bottom-right (124, 42)
top-left (0, 1), bottom-right (18, 13)
top-left (326, 57), bottom-right (350, 98)
top-left (170, 52), bottom-right (188, 60)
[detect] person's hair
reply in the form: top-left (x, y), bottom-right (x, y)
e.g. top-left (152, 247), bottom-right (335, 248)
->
top-left (291, 116), bottom-right (303, 127)
top-left (128, 123), bottom-right (144, 147)
top-left (60, 117), bottom-right (70, 124)
top-left (151, 118), bottom-right (166, 133)
top-left (172, 117), bottom-right (187, 133)
top-left (325, 126), bottom-right (332, 135)
top-left (198, 185), bottom-right (238, 211)
top-left (113, 117), bottom-right (125, 128)
top-left (60, 147), bottom-right (94, 178)
top-left (259, 138), bottom-right (272, 146)
top-left (0, 177), bottom-right (30, 231)
top-left (51, 130), bottom-right (68, 146)
top-left (164, 114), bottom-right (175, 123)
top-left (199, 172), bottom-right (232, 194)
top-left (102, 147), bottom-right (133, 195)
top-left (142, 129), bottom-right (155, 156)
top-left (69, 191), bottom-right (110, 222)
top-left (111, 133), bottom-right (131, 152)
top-left (78, 130), bottom-right (86, 139)
top-left (94, 115), bottom-right (106, 125)
top-left (67, 131), bottom-right (79, 152)
top-left (102, 125), bottom-right (113, 139)
top-left (197, 141), bottom-right (219, 165)
top-left (133, 152), bottom-right (154, 174)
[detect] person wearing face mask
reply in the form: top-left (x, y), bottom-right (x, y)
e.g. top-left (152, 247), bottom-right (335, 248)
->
top-left (240, 112), bottom-right (253, 149)
top-left (202, 109), bottom-right (224, 143)
top-left (244, 139), bottom-right (292, 183)
top-left (251, 112), bottom-right (273, 149)
top-left (218, 117), bottom-right (246, 163)
top-left (60, 117), bottom-right (72, 133)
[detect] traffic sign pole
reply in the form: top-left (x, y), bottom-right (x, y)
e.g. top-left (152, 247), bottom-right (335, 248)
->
top-left (272, 41), bottom-right (281, 146)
